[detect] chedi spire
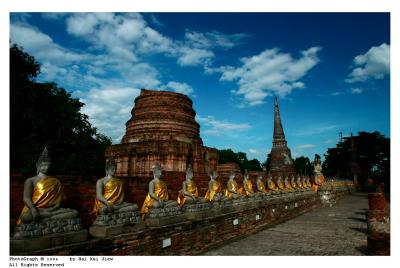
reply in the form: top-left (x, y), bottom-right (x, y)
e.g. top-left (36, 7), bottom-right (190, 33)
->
top-left (268, 96), bottom-right (296, 178)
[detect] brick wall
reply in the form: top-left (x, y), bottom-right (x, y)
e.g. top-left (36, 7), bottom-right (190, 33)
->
top-left (11, 189), bottom-right (353, 255)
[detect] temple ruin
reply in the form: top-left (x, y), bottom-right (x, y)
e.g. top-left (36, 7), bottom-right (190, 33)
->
top-left (105, 89), bottom-right (218, 178)
top-left (268, 96), bottom-right (296, 178)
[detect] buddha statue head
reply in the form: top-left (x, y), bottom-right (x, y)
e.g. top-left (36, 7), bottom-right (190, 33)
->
top-left (105, 158), bottom-right (116, 177)
top-left (186, 164), bottom-right (193, 181)
top-left (209, 170), bottom-right (218, 180)
top-left (152, 162), bottom-right (162, 180)
top-left (36, 147), bottom-right (51, 175)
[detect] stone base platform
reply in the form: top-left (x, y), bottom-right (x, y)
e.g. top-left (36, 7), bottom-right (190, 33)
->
top-left (89, 222), bottom-right (146, 238)
top-left (10, 229), bottom-right (87, 253)
top-left (93, 211), bottom-right (141, 226)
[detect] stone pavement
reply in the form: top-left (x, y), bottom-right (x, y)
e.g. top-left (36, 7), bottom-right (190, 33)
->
top-left (204, 192), bottom-right (368, 255)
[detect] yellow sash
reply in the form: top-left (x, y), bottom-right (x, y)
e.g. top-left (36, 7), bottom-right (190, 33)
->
top-left (205, 180), bottom-right (222, 202)
top-left (277, 180), bottom-right (285, 190)
top-left (17, 176), bottom-right (64, 224)
top-left (92, 177), bottom-right (125, 218)
top-left (140, 180), bottom-right (169, 218)
top-left (244, 179), bottom-right (254, 196)
top-left (177, 180), bottom-right (198, 208)
top-left (267, 180), bottom-right (277, 191)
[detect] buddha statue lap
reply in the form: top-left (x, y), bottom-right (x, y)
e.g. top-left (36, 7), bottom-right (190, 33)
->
top-left (92, 159), bottom-right (139, 226)
top-left (14, 148), bottom-right (82, 239)
top-left (140, 163), bottom-right (179, 220)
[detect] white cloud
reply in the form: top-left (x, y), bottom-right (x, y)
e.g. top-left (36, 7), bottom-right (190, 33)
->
top-left (296, 144), bottom-right (316, 149)
top-left (80, 87), bottom-right (141, 143)
top-left (162, 81), bottom-right (194, 95)
top-left (214, 47), bottom-right (321, 106)
top-left (176, 47), bottom-right (214, 66)
top-left (350, 87), bottom-right (364, 94)
top-left (197, 115), bottom-right (251, 136)
top-left (184, 30), bottom-right (248, 50)
top-left (10, 23), bottom-right (89, 65)
top-left (346, 43), bottom-right (390, 83)
top-left (330, 91), bottom-right (343, 96)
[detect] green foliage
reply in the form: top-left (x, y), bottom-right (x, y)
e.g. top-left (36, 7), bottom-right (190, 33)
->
top-left (293, 156), bottom-right (313, 175)
top-left (217, 149), bottom-right (262, 172)
top-left (323, 131), bottom-right (390, 186)
top-left (10, 44), bottom-right (111, 175)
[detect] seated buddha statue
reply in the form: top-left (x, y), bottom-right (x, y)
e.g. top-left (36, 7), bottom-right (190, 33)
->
top-left (296, 175), bottom-right (303, 189)
top-left (242, 170), bottom-right (255, 196)
top-left (255, 174), bottom-right (268, 194)
top-left (276, 175), bottom-right (285, 192)
top-left (177, 164), bottom-right (200, 208)
top-left (140, 162), bottom-right (177, 219)
top-left (92, 158), bottom-right (138, 219)
top-left (204, 170), bottom-right (225, 202)
top-left (306, 176), bottom-right (312, 188)
top-left (266, 174), bottom-right (278, 193)
top-left (17, 147), bottom-right (78, 224)
top-left (312, 154), bottom-right (325, 191)
top-left (284, 176), bottom-right (293, 191)
top-left (302, 176), bottom-right (308, 189)
top-left (291, 175), bottom-right (298, 190)
top-left (225, 171), bottom-right (244, 199)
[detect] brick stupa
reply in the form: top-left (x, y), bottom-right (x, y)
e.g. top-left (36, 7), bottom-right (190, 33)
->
top-left (268, 96), bottom-right (296, 178)
top-left (105, 89), bottom-right (217, 181)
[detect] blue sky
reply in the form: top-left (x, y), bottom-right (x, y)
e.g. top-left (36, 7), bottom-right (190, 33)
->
top-left (9, 13), bottom-right (390, 162)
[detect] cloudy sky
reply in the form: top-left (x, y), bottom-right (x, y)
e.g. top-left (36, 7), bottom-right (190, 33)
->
top-left (9, 13), bottom-right (390, 162)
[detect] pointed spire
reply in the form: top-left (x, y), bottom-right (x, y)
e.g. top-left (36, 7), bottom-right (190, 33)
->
top-left (273, 96), bottom-right (285, 141)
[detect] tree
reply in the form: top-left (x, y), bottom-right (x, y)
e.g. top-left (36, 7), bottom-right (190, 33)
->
top-left (293, 156), bottom-right (313, 175)
top-left (261, 153), bottom-right (271, 173)
top-left (217, 149), bottom-right (262, 172)
top-left (10, 44), bottom-right (111, 175)
top-left (323, 131), bottom-right (389, 187)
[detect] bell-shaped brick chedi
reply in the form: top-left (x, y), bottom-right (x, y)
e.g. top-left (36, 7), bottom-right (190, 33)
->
top-left (105, 89), bottom-right (218, 177)
top-left (268, 96), bottom-right (296, 178)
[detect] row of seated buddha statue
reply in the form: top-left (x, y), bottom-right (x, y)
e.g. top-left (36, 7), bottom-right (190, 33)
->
top-left (13, 148), bottom-right (325, 240)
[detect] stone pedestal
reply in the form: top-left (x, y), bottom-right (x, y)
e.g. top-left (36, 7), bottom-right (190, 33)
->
top-left (93, 211), bottom-right (141, 226)
top-left (13, 218), bottom-right (83, 239)
top-left (11, 229), bottom-right (87, 253)
top-left (89, 222), bottom-right (145, 238)
top-left (183, 202), bottom-right (212, 220)
top-left (145, 206), bottom-right (186, 227)
top-left (90, 211), bottom-right (143, 238)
